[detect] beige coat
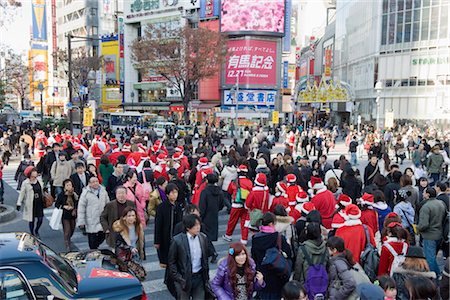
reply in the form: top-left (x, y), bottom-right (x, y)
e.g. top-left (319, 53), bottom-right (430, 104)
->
top-left (17, 177), bottom-right (44, 222)
top-left (50, 160), bottom-right (73, 187)
top-left (147, 189), bottom-right (162, 217)
top-left (77, 186), bottom-right (109, 233)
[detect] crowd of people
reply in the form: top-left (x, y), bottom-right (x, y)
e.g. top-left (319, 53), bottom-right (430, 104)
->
top-left (0, 121), bottom-right (449, 300)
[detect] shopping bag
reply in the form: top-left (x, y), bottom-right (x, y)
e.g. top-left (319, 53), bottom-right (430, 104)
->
top-left (49, 208), bottom-right (63, 230)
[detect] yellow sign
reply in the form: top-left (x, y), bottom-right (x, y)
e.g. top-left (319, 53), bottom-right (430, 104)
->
top-left (298, 79), bottom-right (348, 103)
top-left (83, 107), bottom-right (93, 127)
top-left (272, 111), bottom-right (279, 124)
top-left (101, 39), bottom-right (122, 108)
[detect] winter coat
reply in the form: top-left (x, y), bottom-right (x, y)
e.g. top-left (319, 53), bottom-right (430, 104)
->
top-left (275, 215), bottom-right (294, 245)
top-left (16, 177), bottom-right (44, 222)
top-left (55, 192), bottom-right (79, 220)
top-left (373, 202), bottom-right (392, 233)
top-left (427, 152), bottom-right (444, 174)
top-left (359, 209), bottom-right (379, 234)
top-left (100, 199), bottom-right (136, 247)
top-left (99, 163), bottom-right (114, 187)
top-left (123, 181), bottom-right (147, 227)
top-left (77, 186), bottom-right (109, 233)
top-left (211, 257), bottom-right (265, 300)
top-left (154, 200), bottom-right (183, 265)
top-left (328, 254), bottom-right (356, 300)
top-left (50, 160), bottom-right (73, 187)
top-left (147, 188), bottom-right (164, 217)
top-left (394, 201), bottom-right (415, 229)
top-left (270, 195), bottom-right (289, 211)
top-left (341, 176), bottom-right (362, 203)
top-left (251, 232), bottom-right (292, 296)
top-left (246, 186), bottom-right (271, 213)
top-left (311, 188), bottom-right (336, 229)
top-left (70, 172), bottom-right (91, 197)
top-left (199, 184), bottom-right (224, 241)
top-left (335, 221), bottom-right (376, 263)
top-left (392, 266), bottom-right (437, 300)
top-left (400, 185), bottom-right (420, 211)
top-left (417, 198), bottom-right (447, 240)
top-left (15, 160), bottom-right (34, 190)
top-left (378, 237), bottom-right (408, 276)
top-left (220, 166), bottom-right (237, 192)
top-left (112, 219), bottom-right (144, 261)
top-left (293, 239), bottom-right (329, 284)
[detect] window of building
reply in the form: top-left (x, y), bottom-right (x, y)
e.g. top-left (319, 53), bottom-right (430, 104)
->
top-left (383, 0), bottom-right (389, 13)
top-left (409, 77), bottom-right (417, 86)
top-left (406, 0), bottom-right (413, 9)
top-left (418, 79), bottom-right (426, 86)
top-left (398, 0), bottom-right (404, 11)
top-left (439, 5), bottom-right (448, 38)
top-left (397, 11), bottom-right (404, 42)
top-left (389, 12), bottom-right (396, 43)
top-left (427, 80), bottom-right (434, 86)
top-left (423, 0), bottom-right (431, 7)
top-left (385, 79), bottom-right (393, 87)
top-left (91, 26), bottom-right (98, 35)
top-left (430, 6), bottom-right (439, 39)
top-left (382, 15), bottom-right (388, 44)
top-left (390, 0), bottom-right (397, 12)
top-left (401, 79), bottom-right (409, 86)
top-left (421, 8), bottom-right (430, 40)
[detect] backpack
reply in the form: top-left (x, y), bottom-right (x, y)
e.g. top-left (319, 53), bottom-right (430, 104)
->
top-left (300, 245), bottom-right (328, 300)
top-left (383, 242), bottom-right (407, 276)
top-left (346, 263), bottom-right (371, 300)
top-left (261, 233), bottom-right (292, 279)
top-left (234, 178), bottom-right (250, 204)
top-left (359, 225), bottom-right (379, 282)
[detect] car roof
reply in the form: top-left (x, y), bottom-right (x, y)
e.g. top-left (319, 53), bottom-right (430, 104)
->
top-left (0, 233), bottom-right (43, 264)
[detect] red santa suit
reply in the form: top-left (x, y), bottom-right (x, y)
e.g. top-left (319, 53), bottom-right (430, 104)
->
top-left (289, 191), bottom-right (309, 222)
top-left (91, 138), bottom-right (111, 167)
top-left (285, 174), bottom-right (303, 211)
top-left (270, 182), bottom-right (289, 211)
top-left (309, 177), bottom-right (336, 229)
top-left (34, 131), bottom-right (48, 158)
top-left (110, 138), bottom-right (119, 151)
top-left (153, 153), bottom-right (169, 181)
top-left (335, 204), bottom-right (376, 263)
top-left (246, 173), bottom-right (270, 214)
top-left (224, 165), bottom-right (254, 244)
top-left (378, 230), bottom-right (409, 276)
top-left (358, 193), bottom-right (379, 234)
top-left (172, 152), bottom-right (186, 179)
top-left (175, 146), bottom-right (190, 172)
top-left (192, 157), bottom-right (213, 205)
top-left (331, 194), bottom-right (353, 230)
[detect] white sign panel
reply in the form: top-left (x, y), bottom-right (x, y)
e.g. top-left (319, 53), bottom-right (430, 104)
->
top-left (223, 90), bottom-right (276, 106)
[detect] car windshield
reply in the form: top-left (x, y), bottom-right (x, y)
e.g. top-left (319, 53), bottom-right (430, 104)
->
top-left (38, 243), bottom-right (78, 292)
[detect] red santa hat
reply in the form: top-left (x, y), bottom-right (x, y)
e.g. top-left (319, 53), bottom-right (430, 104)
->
top-left (359, 193), bottom-right (375, 206)
top-left (237, 164), bottom-right (248, 173)
top-left (308, 176), bottom-right (325, 190)
top-left (73, 137), bottom-right (81, 144)
top-left (151, 145), bottom-right (159, 153)
top-left (301, 202), bottom-right (316, 215)
top-left (254, 173), bottom-right (267, 187)
top-left (198, 157), bottom-right (209, 166)
top-left (172, 152), bottom-right (182, 160)
top-left (110, 138), bottom-right (118, 144)
top-left (344, 204), bottom-right (361, 220)
top-left (157, 153), bottom-right (167, 163)
top-left (285, 174), bottom-right (297, 183)
top-left (296, 191), bottom-right (309, 203)
top-left (122, 143), bottom-right (131, 152)
top-left (276, 182), bottom-right (287, 194)
top-left (336, 194), bottom-right (352, 208)
top-left (94, 135), bottom-right (100, 140)
top-left (331, 211), bottom-right (347, 229)
top-left (175, 146), bottom-right (184, 153)
top-left (387, 212), bottom-right (399, 218)
top-left (101, 138), bottom-right (108, 143)
top-left (73, 144), bottom-right (81, 151)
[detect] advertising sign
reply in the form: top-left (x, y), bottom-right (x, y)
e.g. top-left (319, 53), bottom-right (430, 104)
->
top-left (283, 0), bottom-right (292, 52)
top-left (223, 90), bottom-right (276, 106)
top-left (283, 61), bottom-right (289, 88)
top-left (272, 111), bottom-right (279, 124)
top-left (324, 49), bottom-right (332, 77)
top-left (29, 45), bottom-right (49, 106)
top-left (32, 0), bottom-right (47, 40)
top-left (200, 0), bottom-right (219, 18)
top-left (225, 39), bottom-right (278, 86)
top-left (220, 0), bottom-right (285, 34)
top-left (101, 37), bottom-right (121, 108)
top-left (83, 107), bottom-right (93, 127)
top-left (51, 0), bottom-right (57, 71)
top-left (385, 111), bottom-right (394, 128)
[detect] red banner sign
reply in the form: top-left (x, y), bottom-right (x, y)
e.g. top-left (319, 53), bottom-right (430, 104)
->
top-left (225, 39), bottom-right (278, 86)
top-left (89, 268), bottom-right (134, 279)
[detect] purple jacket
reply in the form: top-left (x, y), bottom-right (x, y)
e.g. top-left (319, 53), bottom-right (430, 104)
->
top-left (211, 257), bottom-right (265, 300)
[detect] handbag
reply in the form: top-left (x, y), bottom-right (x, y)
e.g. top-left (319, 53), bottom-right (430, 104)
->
top-left (49, 208), bottom-right (63, 230)
top-left (261, 233), bottom-right (292, 278)
top-left (249, 191), bottom-right (267, 228)
top-left (126, 260), bottom-right (147, 282)
top-left (399, 208), bottom-right (418, 234)
top-left (43, 192), bottom-right (55, 208)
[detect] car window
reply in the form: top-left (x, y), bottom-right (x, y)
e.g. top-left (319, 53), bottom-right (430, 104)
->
top-left (0, 269), bottom-right (33, 300)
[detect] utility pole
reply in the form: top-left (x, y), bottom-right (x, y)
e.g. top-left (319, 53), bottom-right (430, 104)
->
top-left (67, 34), bottom-right (73, 132)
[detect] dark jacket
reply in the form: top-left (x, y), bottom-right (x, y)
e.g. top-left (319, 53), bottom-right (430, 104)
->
top-left (341, 175), bottom-right (362, 201)
top-left (199, 184), bottom-right (224, 241)
top-left (55, 192), bottom-right (79, 220)
top-left (70, 172), bottom-right (91, 197)
top-left (392, 266), bottom-right (437, 300)
top-left (167, 232), bottom-right (210, 292)
top-left (437, 192), bottom-right (450, 211)
top-left (15, 160), bottom-right (34, 190)
top-left (45, 151), bottom-right (58, 175)
top-left (154, 200), bottom-right (183, 265)
top-left (251, 231), bottom-right (292, 297)
top-left (328, 254), bottom-right (357, 300)
top-left (170, 178), bottom-right (189, 209)
top-left (363, 163), bottom-right (380, 186)
top-left (106, 173), bottom-right (125, 200)
top-left (384, 182), bottom-right (401, 209)
top-left (100, 200), bottom-right (136, 247)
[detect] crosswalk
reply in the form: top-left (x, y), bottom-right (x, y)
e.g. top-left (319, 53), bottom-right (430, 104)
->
top-left (1, 159), bottom-right (247, 297)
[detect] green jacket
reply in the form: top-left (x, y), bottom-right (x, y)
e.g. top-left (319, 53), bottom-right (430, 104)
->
top-left (427, 152), bottom-right (444, 174)
top-left (417, 198), bottom-right (446, 240)
top-left (293, 239), bottom-right (329, 284)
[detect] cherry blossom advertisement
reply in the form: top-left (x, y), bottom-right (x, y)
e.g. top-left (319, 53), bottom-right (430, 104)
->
top-left (220, 0), bottom-right (285, 34)
top-left (225, 39), bottom-right (279, 86)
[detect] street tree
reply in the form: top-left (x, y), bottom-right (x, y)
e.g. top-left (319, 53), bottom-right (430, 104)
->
top-left (130, 24), bottom-right (228, 123)
top-left (0, 0), bottom-right (22, 28)
top-left (0, 48), bottom-right (30, 109)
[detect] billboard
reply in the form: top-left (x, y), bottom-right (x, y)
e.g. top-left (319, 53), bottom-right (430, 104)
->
top-left (324, 48), bottom-right (332, 77)
top-left (200, 0), bottom-right (220, 19)
top-left (29, 45), bottom-right (49, 106)
top-left (101, 37), bottom-right (121, 108)
top-left (283, 0), bottom-right (292, 52)
top-left (32, 0), bottom-right (47, 41)
top-left (223, 89), bottom-right (276, 107)
top-left (199, 20), bottom-right (220, 101)
top-left (225, 39), bottom-right (279, 86)
top-left (220, 0), bottom-right (285, 35)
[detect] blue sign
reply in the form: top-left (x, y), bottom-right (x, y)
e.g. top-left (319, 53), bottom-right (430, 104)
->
top-left (32, 2), bottom-right (47, 41)
top-left (283, 0), bottom-right (292, 52)
top-left (283, 61), bottom-right (289, 88)
top-left (200, 0), bottom-right (220, 19)
top-left (223, 90), bottom-right (276, 107)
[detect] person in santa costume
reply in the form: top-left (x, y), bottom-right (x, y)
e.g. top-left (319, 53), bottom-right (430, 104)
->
top-left (270, 181), bottom-right (289, 211)
top-left (172, 152), bottom-right (186, 179)
top-left (289, 191), bottom-right (309, 222)
top-left (335, 204), bottom-right (376, 263)
top-left (175, 146), bottom-right (190, 171)
top-left (109, 138), bottom-right (119, 151)
top-left (246, 173), bottom-right (271, 215)
top-left (293, 201), bottom-right (316, 239)
top-left (191, 157), bottom-right (213, 205)
top-left (91, 136), bottom-right (110, 167)
top-left (223, 165), bottom-right (253, 244)
top-left (378, 222), bottom-right (409, 276)
top-left (34, 130), bottom-right (48, 158)
top-left (357, 192), bottom-right (379, 234)
top-left (153, 153), bottom-right (169, 181)
top-left (330, 194), bottom-right (352, 229)
top-left (309, 176), bottom-right (336, 229)
top-left (148, 143), bottom-right (161, 164)
top-left (285, 174), bottom-right (303, 212)
top-left (286, 131), bottom-right (295, 153)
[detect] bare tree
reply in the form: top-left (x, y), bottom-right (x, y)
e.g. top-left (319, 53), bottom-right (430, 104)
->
top-left (0, 49), bottom-right (30, 109)
top-left (0, 0), bottom-right (22, 28)
top-left (131, 24), bottom-right (228, 123)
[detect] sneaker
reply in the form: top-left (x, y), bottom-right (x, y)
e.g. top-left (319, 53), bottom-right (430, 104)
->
top-left (222, 234), bottom-right (232, 242)
top-left (241, 239), bottom-right (248, 245)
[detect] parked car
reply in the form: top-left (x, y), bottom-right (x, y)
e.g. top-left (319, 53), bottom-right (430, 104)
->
top-left (0, 232), bottom-right (146, 299)
top-left (153, 121), bottom-right (176, 137)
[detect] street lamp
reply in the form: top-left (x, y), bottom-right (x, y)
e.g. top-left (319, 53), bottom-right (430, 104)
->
top-left (374, 81), bottom-right (383, 130)
top-left (37, 82), bottom-right (44, 125)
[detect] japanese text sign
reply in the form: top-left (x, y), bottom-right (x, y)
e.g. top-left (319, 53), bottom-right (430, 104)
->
top-left (223, 89), bottom-right (276, 106)
top-left (225, 39), bottom-right (278, 86)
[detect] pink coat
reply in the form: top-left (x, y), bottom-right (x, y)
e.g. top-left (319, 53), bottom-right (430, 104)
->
top-left (123, 181), bottom-right (147, 228)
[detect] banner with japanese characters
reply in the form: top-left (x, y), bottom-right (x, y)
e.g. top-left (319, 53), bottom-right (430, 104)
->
top-left (223, 89), bottom-right (276, 107)
top-left (225, 39), bottom-right (279, 86)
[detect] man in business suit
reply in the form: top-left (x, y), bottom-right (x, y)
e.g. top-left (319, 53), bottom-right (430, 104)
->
top-left (100, 186), bottom-right (136, 248)
top-left (70, 162), bottom-right (91, 196)
top-left (167, 214), bottom-right (210, 300)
